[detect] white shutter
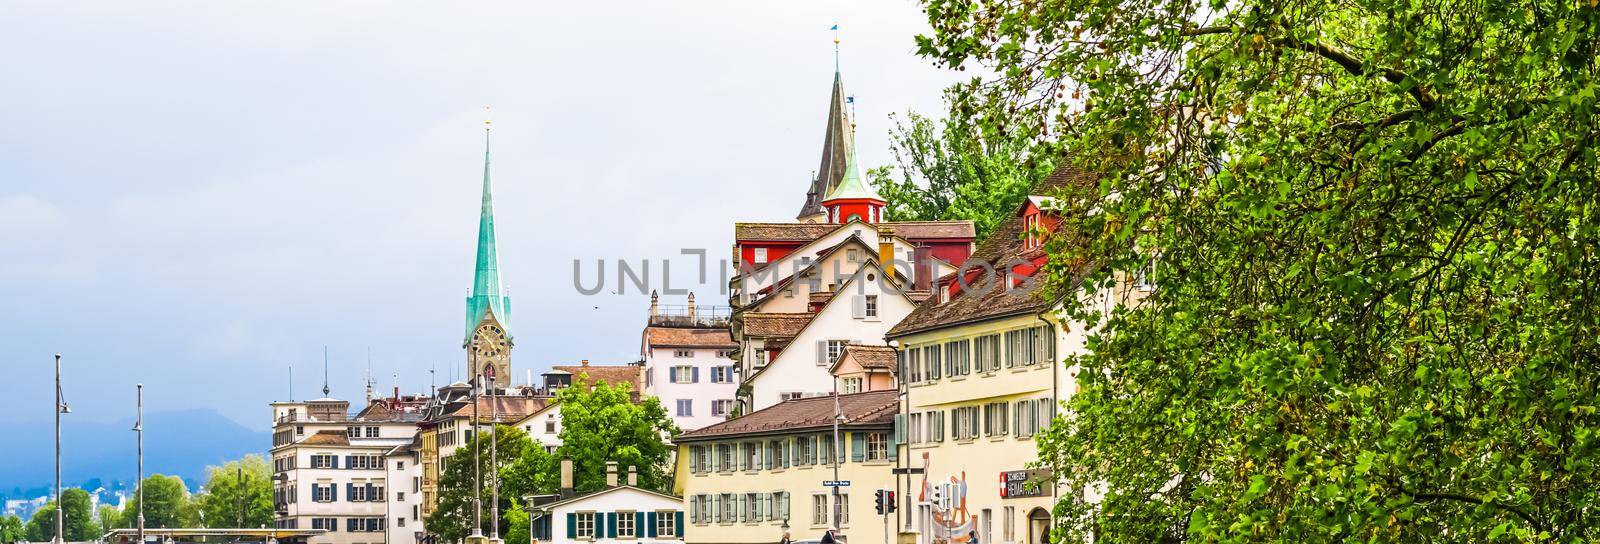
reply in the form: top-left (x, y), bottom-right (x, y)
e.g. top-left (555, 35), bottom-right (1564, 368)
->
top-left (851, 295), bottom-right (866, 318)
top-left (817, 340), bottom-right (828, 365)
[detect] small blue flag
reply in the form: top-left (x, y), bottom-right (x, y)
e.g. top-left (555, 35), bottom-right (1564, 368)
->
top-left (830, 24), bottom-right (839, 30)
top-left (846, 96), bottom-right (855, 104)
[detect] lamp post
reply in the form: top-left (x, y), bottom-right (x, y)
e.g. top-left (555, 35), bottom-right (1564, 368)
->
top-left (134, 384), bottom-right (144, 544)
top-left (471, 370), bottom-right (483, 540)
top-left (54, 353), bottom-right (70, 544)
top-left (489, 371), bottom-right (499, 542)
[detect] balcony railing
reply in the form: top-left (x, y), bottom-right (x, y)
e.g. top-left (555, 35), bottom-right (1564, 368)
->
top-left (648, 305), bottom-right (731, 327)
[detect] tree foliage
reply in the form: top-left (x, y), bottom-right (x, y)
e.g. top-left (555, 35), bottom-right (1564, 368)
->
top-left (427, 424), bottom-right (533, 542)
top-left (120, 475), bottom-right (196, 529)
top-left (0, 515), bottom-right (24, 544)
top-left (549, 378), bottom-right (678, 493)
top-left (868, 102), bottom-right (1058, 241)
top-left (24, 489), bottom-right (97, 542)
top-left (195, 455), bottom-right (274, 529)
top-left (917, 0), bottom-right (1599, 541)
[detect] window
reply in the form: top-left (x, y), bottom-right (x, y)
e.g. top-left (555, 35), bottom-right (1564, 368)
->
top-left (744, 492), bottom-right (762, 523)
top-left (617, 510), bottom-right (636, 537)
top-left (1039, 398), bottom-right (1057, 431)
top-left (824, 340), bottom-right (849, 365)
top-left (819, 434), bottom-right (836, 465)
top-left (675, 349), bottom-right (694, 358)
top-left (311, 484), bottom-right (333, 502)
top-left (836, 493), bottom-right (850, 526)
top-left (798, 435), bottom-right (816, 465)
top-left (753, 247), bottom-right (769, 264)
top-left (546, 416), bottom-right (558, 434)
top-left (296, 425), bottom-right (304, 435)
top-left (925, 345), bottom-right (941, 381)
top-left (575, 512), bottom-right (596, 539)
top-left (366, 426), bottom-right (379, 438)
top-left (712, 399), bottom-right (735, 417)
top-left (396, 460), bottom-right (405, 470)
top-left (984, 402), bottom-right (1010, 437)
top-left (1015, 399), bottom-right (1038, 438)
top-left (847, 248), bottom-right (860, 262)
top-left (677, 399), bottom-right (693, 417)
top-left (982, 508), bottom-right (993, 543)
top-left (311, 517), bottom-right (338, 531)
top-left (865, 432), bottom-right (888, 461)
top-left (743, 442), bottom-right (761, 471)
top-left (773, 491), bottom-right (790, 522)
top-left (349, 482), bottom-right (369, 502)
top-left (812, 494), bottom-right (829, 526)
top-left (310, 455), bottom-right (336, 469)
top-left (1135, 258), bottom-right (1156, 290)
top-left (1024, 212), bottom-right (1042, 248)
top-left (346, 426), bottom-right (359, 438)
top-left (397, 491), bottom-right (405, 501)
top-left (864, 295), bottom-right (878, 317)
top-left (718, 444), bottom-right (735, 471)
top-left (842, 376), bottom-right (863, 394)
top-left (908, 412), bottom-right (924, 444)
top-left (711, 366), bottom-right (735, 383)
top-left (779, 392), bottom-right (805, 402)
top-left (656, 510), bottom-right (678, 537)
top-left (953, 406), bottom-right (981, 440)
top-left (904, 348), bottom-right (921, 383)
top-left (692, 495), bottom-right (711, 524)
top-left (671, 366), bottom-right (694, 383)
top-left (398, 517), bottom-right (406, 528)
top-left (1004, 506), bottom-right (1016, 542)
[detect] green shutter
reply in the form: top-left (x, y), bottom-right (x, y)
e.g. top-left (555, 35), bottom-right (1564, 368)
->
top-left (606, 512), bottom-right (617, 538)
top-left (647, 511), bottom-right (658, 537)
top-left (566, 513), bottom-right (576, 539)
top-left (675, 511), bottom-right (685, 537)
top-left (636, 511), bottom-right (646, 537)
top-left (850, 432), bottom-right (866, 462)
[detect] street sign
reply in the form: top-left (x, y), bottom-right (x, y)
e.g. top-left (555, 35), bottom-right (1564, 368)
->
top-left (1000, 469), bottom-right (1053, 499)
top-left (822, 480), bottom-right (851, 487)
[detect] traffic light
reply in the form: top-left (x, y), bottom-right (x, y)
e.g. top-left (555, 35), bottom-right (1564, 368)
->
top-left (874, 489), bottom-right (897, 514)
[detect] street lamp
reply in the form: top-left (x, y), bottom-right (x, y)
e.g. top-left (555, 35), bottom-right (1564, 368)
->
top-left (54, 354), bottom-right (70, 544)
top-left (134, 384), bottom-right (144, 544)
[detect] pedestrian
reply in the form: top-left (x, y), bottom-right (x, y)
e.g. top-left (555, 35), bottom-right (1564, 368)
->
top-left (820, 529), bottom-right (837, 544)
top-left (968, 527), bottom-right (979, 544)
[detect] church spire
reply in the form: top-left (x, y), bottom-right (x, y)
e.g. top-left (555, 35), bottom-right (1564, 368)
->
top-left (797, 52), bottom-right (854, 221)
top-left (465, 109), bottom-right (511, 345)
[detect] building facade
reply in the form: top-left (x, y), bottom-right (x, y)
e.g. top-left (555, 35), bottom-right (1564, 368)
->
top-left (530, 463), bottom-right (686, 544)
top-left (673, 391), bottom-right (900, 544)
top-left (640, 292), bottom-right (738, 431)
top-left (270, 396), bottom-right (425, 544)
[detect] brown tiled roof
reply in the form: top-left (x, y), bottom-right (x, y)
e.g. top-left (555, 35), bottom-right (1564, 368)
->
top-left (734, 221), bottom-right (975, 243)
top-left (888, 163), bottom-right (1099, 337)
top-left (301, 430), bottom-right (350, 446)
top-left (552, 364), bottom-right (642, 390)
top-left (837, 344), bottom-right (898, 372)
top-left (676, 391), bottom-right (899, 440)
top-left (741, 312), bottom-right (814, 338)
top-left (645, 326), bottom-right (736, 348)
top-left (446, 396), bottom-right (551, 422)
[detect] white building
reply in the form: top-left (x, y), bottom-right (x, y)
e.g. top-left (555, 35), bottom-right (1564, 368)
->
top-left (270, 394), bottom-right (428, 544)
top-left (529, 462), bottom-right (685, 544)
top-left (640, 292), bottom-right (738, 431)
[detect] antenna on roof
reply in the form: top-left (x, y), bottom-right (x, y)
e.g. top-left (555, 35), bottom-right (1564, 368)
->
top-left (289, 365), bottom-right (294, 401)
top-left (322, 346), bottom-right (330, 398)
top-left (365, 347), bottom-right (375, 402)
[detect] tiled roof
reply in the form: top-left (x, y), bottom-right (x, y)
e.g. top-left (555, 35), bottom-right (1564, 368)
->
top-left (645, 326), bottom-right (736, 349)
top-left (741, 312), bottom-right (814, 338)
top-left (676, 391), bottom-right (899, 440)
top-left (446, 396), bottom-right (551, 422)
top-left (838, 344), bottom-right (898, 372)
top-left (888, 163), bottom-right (1099, 336)
top-left (734, 220), bottom-right (975, 243)
top-left (552, 364), bottom-right (642, 390)
top-left (300, 430), bottom-right (350, 446)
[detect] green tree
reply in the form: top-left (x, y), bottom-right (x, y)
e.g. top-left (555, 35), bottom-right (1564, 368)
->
top-left (917, 0), bottom-right (1600, 542)
top-left (120, 475), bottom-right (196, 529)
top-left (549, 379), bottom-right (678, 493)
top-left (94, 505), bottom-right (120, 536)
top-left (23, 489), bottom-right (97, 542)
top-left (868, 103), bottom-right (1058, 242)
top-left (195, 455), bottom-right (273, 528)
top-left (0, 515), bottom-right (24, 544)
top-left (427, 424), bottom-right (533, 542)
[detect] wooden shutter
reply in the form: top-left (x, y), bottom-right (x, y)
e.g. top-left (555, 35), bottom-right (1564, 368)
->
top-left (566, 513), bottom-right (577, 538)
top-left (674, 511), bottom-right (685, 537)
top-left (636, 511), bottom-right (646, 537)
top-left (850, 432), bottom-right (866, 462)
top-left (889, 416), bottom-right (901, 461)
top-left (691, 366), bottom-right (700, 383)
top-left (646, 511), bottom-right (658, 537)
top-left (851, 295), bottom-right (866, 318)
top-left (817, 340), bottom-right (829, 365)
top-left (606, 512), bottom-right (617, 538)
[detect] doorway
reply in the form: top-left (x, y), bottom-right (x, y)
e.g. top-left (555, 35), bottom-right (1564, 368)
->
top-left (1026, 507), bottom-right (1051, 544)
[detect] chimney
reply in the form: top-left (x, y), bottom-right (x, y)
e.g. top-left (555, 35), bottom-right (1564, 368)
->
top-left (878, 225), bottom-right (897, 281)
top-left (581, 359), bottom-right (590, 367)
top-left (627, 466), bottom-right (638, 487)
top-left (649, 290), bottom-right (659, 317)
top-left (605, 461), bottom-right (619, 487)
top-left (687, 292), bottom-right (698, 322)
top-left (559, 459), bottom-right (574, 498)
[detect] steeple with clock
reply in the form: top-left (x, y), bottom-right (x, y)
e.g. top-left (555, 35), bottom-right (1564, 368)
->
top-left (464, 112), bottom-right (512, 385)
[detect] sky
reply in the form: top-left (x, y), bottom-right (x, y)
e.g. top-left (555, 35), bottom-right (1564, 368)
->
top-left (0, 1), bottom-right (963, 432)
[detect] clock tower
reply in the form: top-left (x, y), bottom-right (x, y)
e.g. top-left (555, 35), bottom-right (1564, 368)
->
top-left (464, 115), bottom-right (512, 384)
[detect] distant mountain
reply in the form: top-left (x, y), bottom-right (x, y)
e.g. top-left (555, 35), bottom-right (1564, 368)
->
top-left (0, 409), bottom-right (269, 493)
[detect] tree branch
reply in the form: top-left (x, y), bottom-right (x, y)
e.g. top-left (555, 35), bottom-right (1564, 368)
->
top-left (1180, 26), bottom-right (1437, 110)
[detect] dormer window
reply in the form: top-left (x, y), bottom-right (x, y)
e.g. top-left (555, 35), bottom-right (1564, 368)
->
top-left (753, 247), bottom-right (769, 264)
top-left (1024, 212), bottom-right (1042, 249)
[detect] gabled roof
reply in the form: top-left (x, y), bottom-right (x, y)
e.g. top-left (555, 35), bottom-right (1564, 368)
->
top-left (300, 430), bottom-right (350, 446)
top-left (735, 220), bottom-right (976, 243)
top-left (552, 364), bottom-right (642, 390)
top-left (743, 234), bottom-right (881, 310)
top-left (741, 313), bottom-right (815, 338)
top-left (744, 260), bottom-right (914, 384)
top-left (676, 390), bottom-right (898, 441)
top-left (888, 163), bottom-right (1099, 337)
top-left (445, 396), bottom-right (550, 423)
top-left (644, 327), bottom-right (736, 349)
top-left (829, 344), bottom-right (898, 374)
top-left (798, 69), bottom-right (855, 220)
top-left (532, 485), bottom-right (682, 511)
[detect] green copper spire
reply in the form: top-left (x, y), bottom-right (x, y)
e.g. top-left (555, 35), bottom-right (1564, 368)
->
top-left (821, 117), bottom-right (882, 202)
top-left (465, 117), bottom-right (511, 345)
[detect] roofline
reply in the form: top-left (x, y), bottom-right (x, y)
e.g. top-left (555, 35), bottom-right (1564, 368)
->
top-left (674, 420), bottom-right (895, 442)
top-left (886, 306), bottom-right (1044, 339)
top-left (745, 260), bottom-right (913, 384)
top-left (531, 485), bottom-right (682, 510)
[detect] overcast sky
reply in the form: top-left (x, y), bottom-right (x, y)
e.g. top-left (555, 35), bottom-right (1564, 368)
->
top-left (0, 1), bottom-right (962, 431)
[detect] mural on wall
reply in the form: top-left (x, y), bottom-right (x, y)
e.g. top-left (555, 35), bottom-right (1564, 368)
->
top-left (916, 452), bottom-right (975, 544)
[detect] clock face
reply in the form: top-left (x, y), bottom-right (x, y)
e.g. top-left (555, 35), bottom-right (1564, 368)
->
top-left (473, 323), bottom-right (507, 358)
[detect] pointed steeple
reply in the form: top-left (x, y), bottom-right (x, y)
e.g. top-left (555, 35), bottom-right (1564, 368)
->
top-left (821, 129), bottom-right (880, 202)
top-left (465, 113), bottom-right (512, 345)
top-left (797, 67), bottom-right (854, 221)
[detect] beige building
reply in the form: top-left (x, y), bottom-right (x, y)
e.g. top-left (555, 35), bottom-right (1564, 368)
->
top-left (885, 165), bottom-right (1124, 544)
top-left (673, 391), bottom-right (901, 544)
